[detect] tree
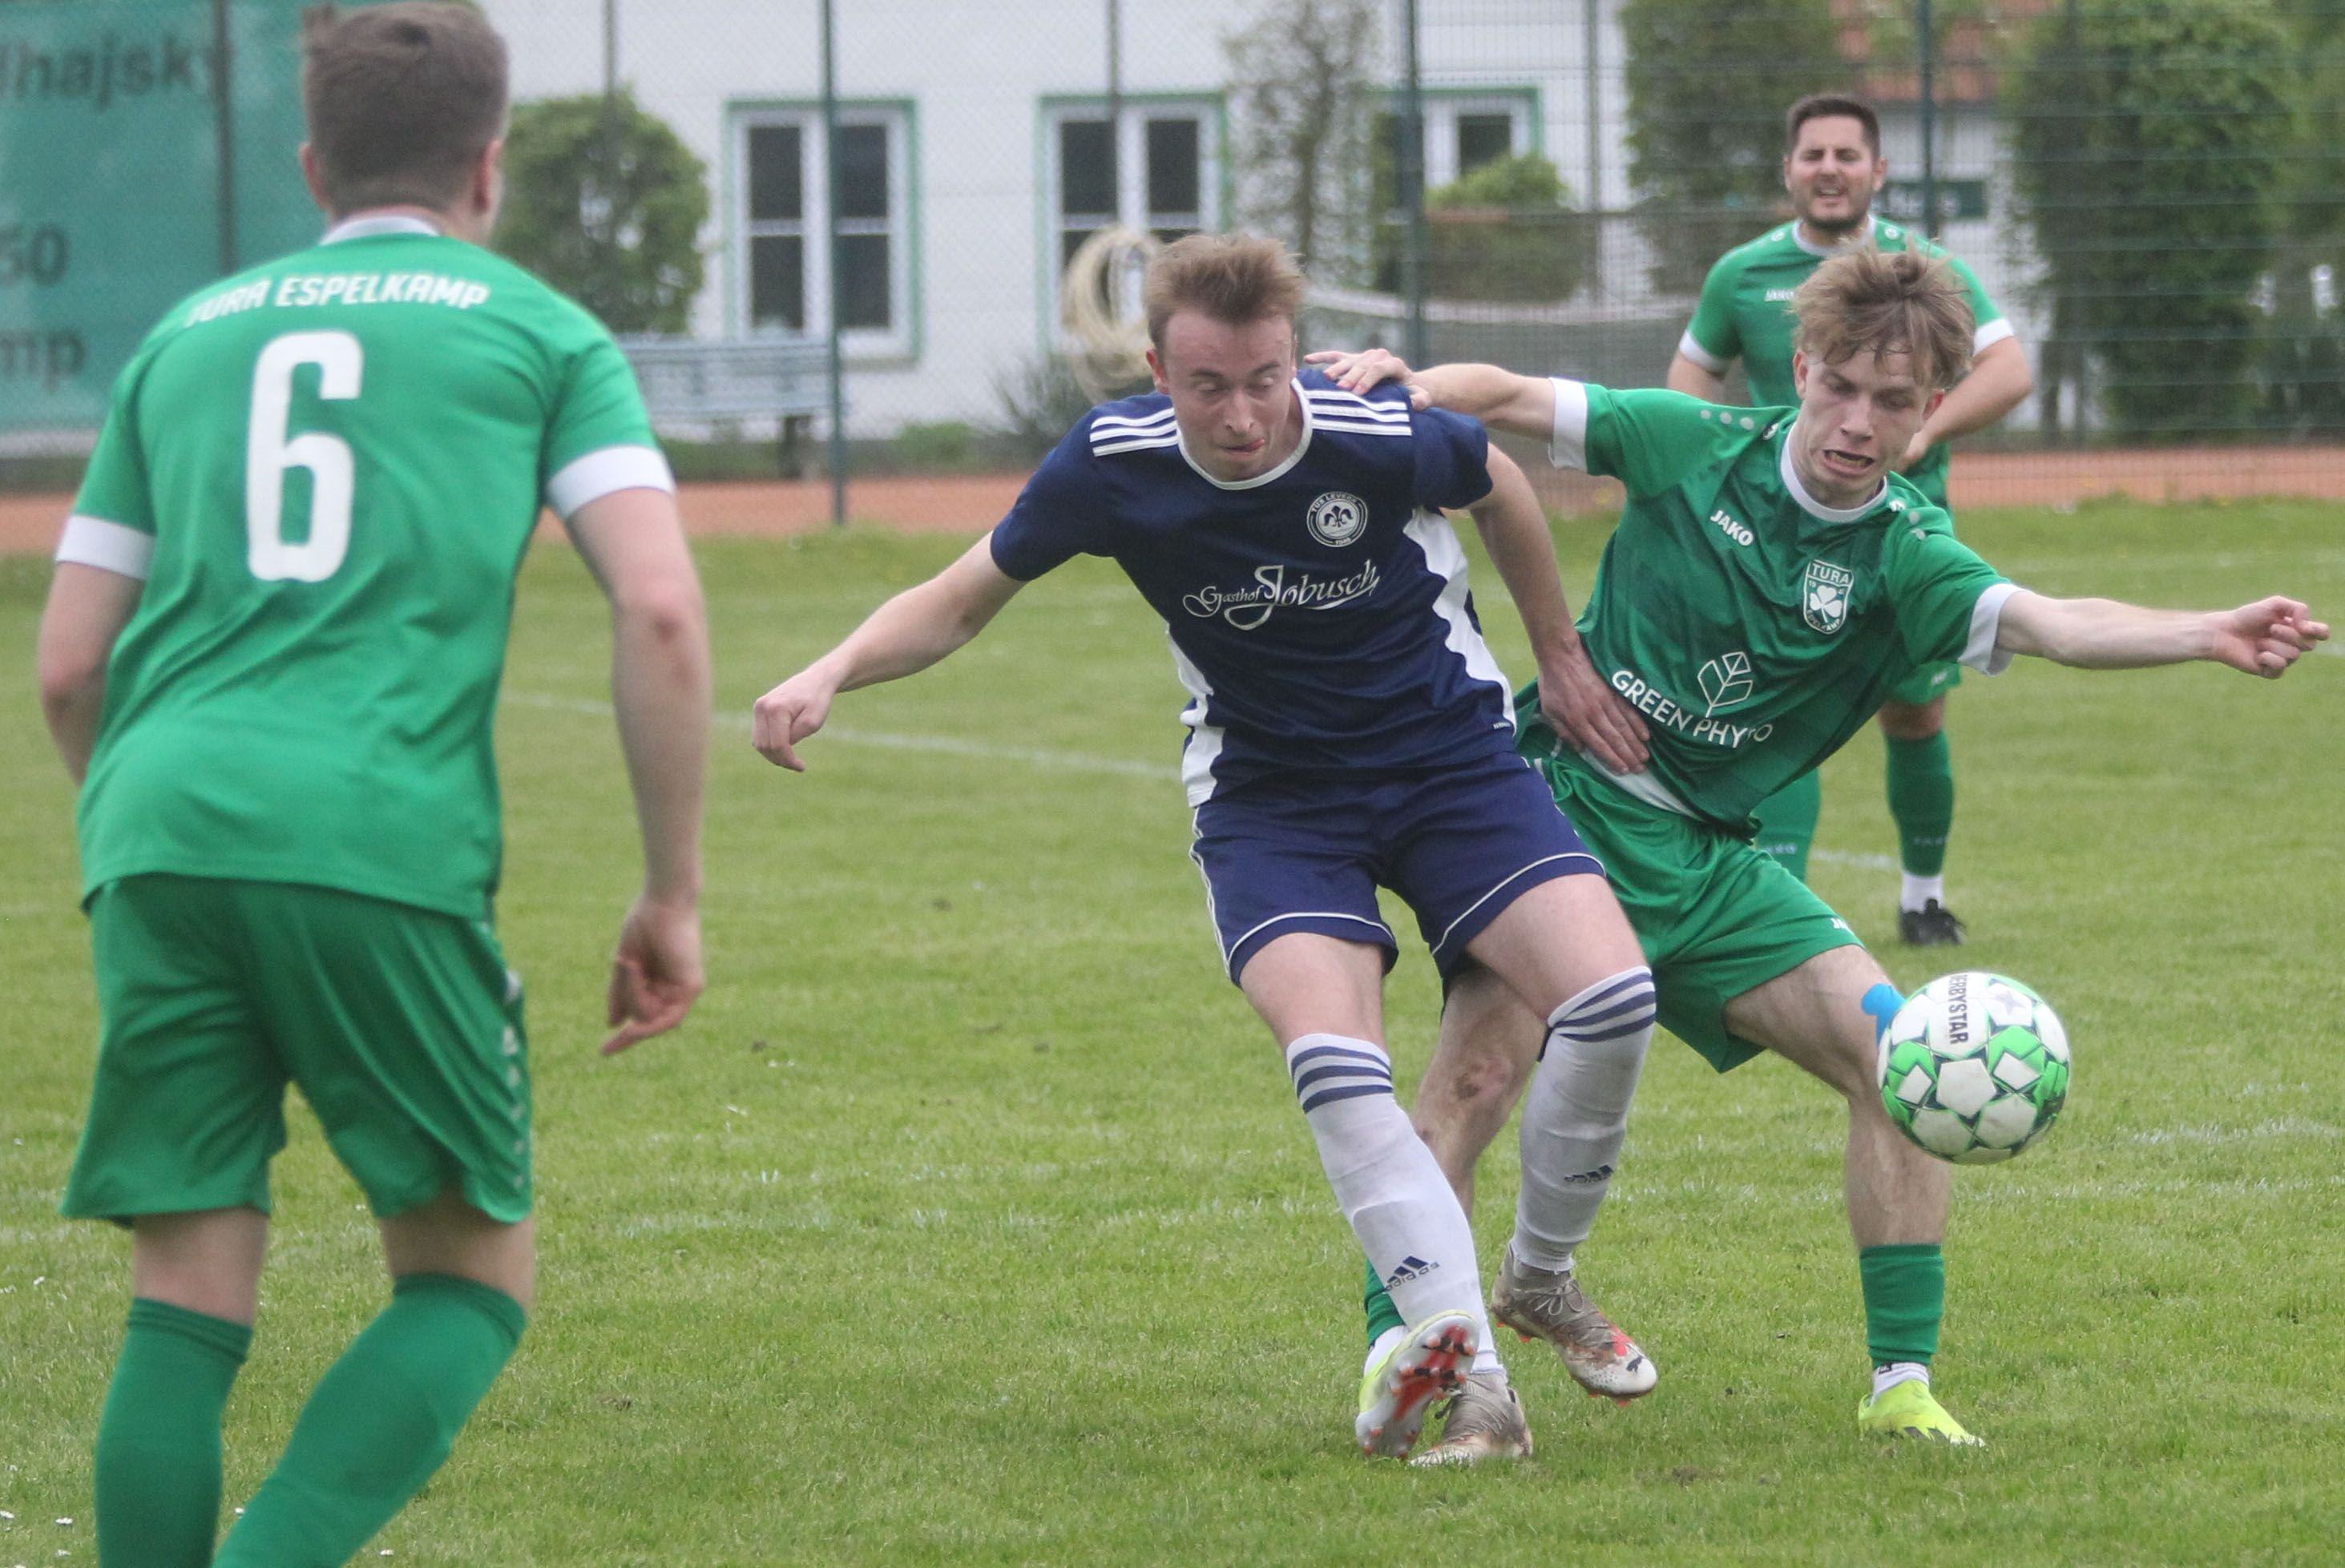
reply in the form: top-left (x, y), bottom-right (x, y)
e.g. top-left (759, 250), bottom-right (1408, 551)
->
top-left (2007, 0), bottom-right (2295, 438)
top-left (1374, 153), bottom-right (1596, 303)
top-left (1221, 0), bottom-right (1382, 277)
top-left (1620, 0), bottom-right (1843, 295)
top-left (497, 91), bottom-right (708, 335)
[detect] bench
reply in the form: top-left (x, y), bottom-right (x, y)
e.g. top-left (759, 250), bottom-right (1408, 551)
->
top-left (615, 334), bottom-right (831, 477)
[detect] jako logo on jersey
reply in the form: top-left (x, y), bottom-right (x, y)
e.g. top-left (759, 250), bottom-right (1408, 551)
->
top-left (1306, 490), bottom-right (1368, 547)
top-left (1181, 559), bottom-right (1382, 631)
top-left (1709, 508), bottom-right (1754, 546)
top-left (1765, 287), bottom-right (1798, 301)
top-left (1803, 558), bottom-right (1855, 634)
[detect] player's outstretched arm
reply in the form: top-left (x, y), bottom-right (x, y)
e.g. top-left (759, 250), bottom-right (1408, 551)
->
top-left (567, 486), bottom-right (712, 1054)
top-left (1306, 351), bottom-right (1558, 441)
top-left (751, 534), bottom-right (1026, 772)
top-left (1467, 449), bottom-right (1649, 773)
top-left (36, 562), bottom-right (144, 785)
top-left (1994, 591), bottom-right (2329, 676)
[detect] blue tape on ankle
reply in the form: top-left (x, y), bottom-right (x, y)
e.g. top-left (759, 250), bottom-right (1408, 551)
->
top-left (1861, 983), bottom-right (1905, 1042)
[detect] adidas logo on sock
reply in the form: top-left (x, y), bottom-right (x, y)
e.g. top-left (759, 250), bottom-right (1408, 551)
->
top-left (1383, 1256), bottom-right (1438, 1288)
top-left (1560, 1164), bottom-right (1615, 1185)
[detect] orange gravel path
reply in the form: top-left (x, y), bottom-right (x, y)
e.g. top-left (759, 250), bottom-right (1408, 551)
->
top-left (5, 448), bottom-right (2339, 557)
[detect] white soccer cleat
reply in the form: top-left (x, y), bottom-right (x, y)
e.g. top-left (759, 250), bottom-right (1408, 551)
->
top-left (1489, 1245), bottom-right (1657, 1404)
top-left (1354, 1310), bottom-right (1476, 1459)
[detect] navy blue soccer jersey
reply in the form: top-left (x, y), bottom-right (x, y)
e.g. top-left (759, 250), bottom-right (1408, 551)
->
top-left (988, 369), bottom-right (1520, 804)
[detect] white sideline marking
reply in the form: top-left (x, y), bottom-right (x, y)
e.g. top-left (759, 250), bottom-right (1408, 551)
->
top-left (505, 690), bottom-right (1171, 780)
top-left (2317, 643), bottom-right (2342, 659)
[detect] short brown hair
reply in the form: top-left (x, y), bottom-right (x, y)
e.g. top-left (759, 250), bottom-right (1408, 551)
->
top-left (1793, 249), bottom-right (1975, 394)
top-left (1144, 233), bottom-right (1306, 349)
top-left (1785, 93), bottom-right (1880, 158)
top-left (303, 3), bottom-right (508, 214)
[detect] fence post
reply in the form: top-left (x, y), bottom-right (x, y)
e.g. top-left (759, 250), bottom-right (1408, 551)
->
top-left (821, 0), bottom-right (847, 526)
top-left (1918, 0), bottom-right (1939, 240)
top-left (212, 0), bottom-right (236, 275)
top-left (1400, 0), bottom-right (1428, 366)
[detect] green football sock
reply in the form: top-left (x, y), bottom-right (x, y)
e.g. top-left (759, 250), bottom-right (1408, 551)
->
top-left (1362, 1257), bottom-right (1404, 1348)
top-left (95, 1297), bottom-right (252, 1568)
top-left (1750, 769), bottom-right (1821, 883)
top-left (1884, 732), bottom-right (1955, 877)
top-left (1859, 1243), bottom-right (1944, 1368)
top-left (212, 1273), bottom-right (524, 1568)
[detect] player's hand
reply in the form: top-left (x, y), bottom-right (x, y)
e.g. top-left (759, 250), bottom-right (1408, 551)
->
top-left (603, 893), bottom-right (704, 1055)
top-left (1303, 348), bottom-right (1427, 407)
top-left (1539, 641), bottom-right (1649, 774)
top-left (2204, 596), bottom-right (2329, 677)
top-left (751, 669), bottom-right (837, 770)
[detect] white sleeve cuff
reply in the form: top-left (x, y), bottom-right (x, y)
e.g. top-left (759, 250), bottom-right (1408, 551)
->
top-left (55, 515), bottom-right (155, 581)
top-left (545, 444), bottom-right (676, 520)
top-left (1548, 377), bottom-right (1592, 471)
top-left (1973, 318), bottom-right (2016, 354)
top-left (1961, 581), bottom-right (2024, 674)
top-left (1676, 330), bottom-right (1729, 375)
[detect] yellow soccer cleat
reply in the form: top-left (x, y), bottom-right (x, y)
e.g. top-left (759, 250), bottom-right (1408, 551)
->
top-left (1355, 1310), bottom-right (1475, 1460)
top-left (1857, 1379), bottom-right (1986, 1446)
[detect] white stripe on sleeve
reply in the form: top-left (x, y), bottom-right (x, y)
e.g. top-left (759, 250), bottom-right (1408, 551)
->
top-left (1676, 329), bottom-right (1729, 375)
top-left (1961, 582), bottom-right (2023, 675)
top-left (1548, 377), bottom-right (1592, 471)
top-left (55, 515), bottom-right (155, 581)
top-left (545, 444), bottom-right (676, 520)
top-left (1973, 318), bottom-right (2016, 354)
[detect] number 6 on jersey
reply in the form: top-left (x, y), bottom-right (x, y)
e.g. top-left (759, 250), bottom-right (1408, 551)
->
top-left (248, 329), bottom-right (363, 582)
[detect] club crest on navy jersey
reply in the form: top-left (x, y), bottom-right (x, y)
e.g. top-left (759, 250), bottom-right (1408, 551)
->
top-left (1306, 490), bottom-right (1369, 548)
top-left (1803, 558), bottom-right (1855, 634)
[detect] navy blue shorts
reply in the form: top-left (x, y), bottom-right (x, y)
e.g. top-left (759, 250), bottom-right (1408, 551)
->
top-left (1189, 752), bottom-right (1604, 984)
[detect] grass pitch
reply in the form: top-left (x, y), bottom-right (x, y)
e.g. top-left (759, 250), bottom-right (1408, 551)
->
top-left (2, 501), bottom-right (2339, 1566)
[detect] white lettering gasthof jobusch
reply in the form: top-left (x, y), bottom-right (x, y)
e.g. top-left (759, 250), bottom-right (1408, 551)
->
top-left (1610, 667), bottom-right (1774, 750)
top-left (1182, 559), bottom-right (1381, 631)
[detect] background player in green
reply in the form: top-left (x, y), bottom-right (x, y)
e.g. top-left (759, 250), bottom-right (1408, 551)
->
top-left (1318, 249), bottom-right (2326, 1444)
top-left (1669, 94), bottom-right (2036, 945)
top-left (32, 6), bottom-right (712, 1562)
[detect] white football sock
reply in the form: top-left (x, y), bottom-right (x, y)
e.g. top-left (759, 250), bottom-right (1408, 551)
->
top-left (1901, 873), bottom-right (1946, 913)
top-left (1512, 969), bottom-right (1657, 1273)
top-left (1285, 1034), bottom-right (1491, 1352)
top-left (1873, 1360), bottom-right (1931, 1397)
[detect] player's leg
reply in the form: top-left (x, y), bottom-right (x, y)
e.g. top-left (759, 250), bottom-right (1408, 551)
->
top-left (1721, 946), bottom-right (1981, 1445)
top-left (1385, 756), bottom-right (1657, 1426)
top-left (1748, 768), bottom-right (1822, 883)
top-left (211, 885), bottom-right (537, 1565)
top-left (1241, 930), bottom-right (1491, 1456)
top-left (1879, 679), bottom-right (1966, 945)
top-left (1194, 783), bottom-right (1491, 1457)
top-left (64, 876), bottom-right (285, 1568)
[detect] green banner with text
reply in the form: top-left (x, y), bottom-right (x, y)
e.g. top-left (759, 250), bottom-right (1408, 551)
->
top-left (0, 0), bottom-right (335, 433)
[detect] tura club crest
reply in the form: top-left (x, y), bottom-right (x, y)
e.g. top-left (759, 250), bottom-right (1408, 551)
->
top-left (1306, 490), bottom-right (1368, 548)
top-left (1802, 558), bottom-right (1855, 635)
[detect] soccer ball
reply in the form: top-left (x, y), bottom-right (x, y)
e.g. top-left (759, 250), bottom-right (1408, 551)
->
top-left (1878, 972), bottom-right (2070, 1164)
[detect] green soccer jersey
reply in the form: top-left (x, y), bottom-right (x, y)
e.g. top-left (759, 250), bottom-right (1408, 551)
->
top-left (1677, 216), bottom-right (2010, 507)
top-left (59, 215), bottom-right (670, 919)
top-left (1532, 380), bottom-right (2018, 831)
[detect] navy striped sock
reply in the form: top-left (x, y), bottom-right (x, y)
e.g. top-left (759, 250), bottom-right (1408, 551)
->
top-left (1512, 968), bottom-right (1658, 1272)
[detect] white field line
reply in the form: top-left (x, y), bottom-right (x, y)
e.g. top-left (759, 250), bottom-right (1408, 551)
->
top-left (504, 690), bottom-right (1170, 780)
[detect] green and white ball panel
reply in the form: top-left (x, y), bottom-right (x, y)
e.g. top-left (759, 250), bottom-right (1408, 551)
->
top-left (1879, 971), bottom-right (2071, 1165)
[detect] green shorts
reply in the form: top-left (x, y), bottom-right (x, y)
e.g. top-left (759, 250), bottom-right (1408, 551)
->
top-left (1540, 756), bottom-right (1863, 1072)
top-left (1885, 659), bottom-right (1962, 708)
top-left (63, 874), bottom-right (531, 1226)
